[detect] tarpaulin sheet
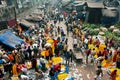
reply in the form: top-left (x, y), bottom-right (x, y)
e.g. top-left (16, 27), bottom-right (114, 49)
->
top-left (0, 30), bottom-right (24, 48)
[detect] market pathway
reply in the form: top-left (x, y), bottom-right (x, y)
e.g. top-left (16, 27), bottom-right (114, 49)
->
top-left (56, 21), bottom-right (109, 80)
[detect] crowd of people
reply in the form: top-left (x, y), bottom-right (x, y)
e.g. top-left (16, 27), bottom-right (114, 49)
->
top-left (65, 13), bottom-right (120, 80)
top-left (0, 6), bottom-right (120, 80)
top-left (0, 7), bottom-right (76, 80)
top-left (64, 8), bottom-right (120, 80)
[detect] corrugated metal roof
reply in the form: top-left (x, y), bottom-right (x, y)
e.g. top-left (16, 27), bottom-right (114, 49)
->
top-left (74, 1), bottom-right (85, 6)
top-left (18, 19), bottom-right (34, 26)
top-left (87, 2), bottom-right (104, 8)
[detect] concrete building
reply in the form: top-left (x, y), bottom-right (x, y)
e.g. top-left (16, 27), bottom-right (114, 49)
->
top-left (118, 1), bottom-right (120, 21)
top-left (86, 1), bottom-right (104, 24)
top-left (0, 0), bottom-right (6, 8)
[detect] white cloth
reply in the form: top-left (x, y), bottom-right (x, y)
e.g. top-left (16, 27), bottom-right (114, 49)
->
top-left (73, 38), bottom-right (77, 44)
top-left (32, 43), bottom-right (38, 48)
top-left (21, 75), bottom-right (29, 80)
top-left (21, 67), bottom-right (27, 73)
top-left (21, 44), bottom-right (25, 48)
top-left (2, 59), bottom-right (6, 63)
top-left (84, 38), bottom-right (88, 44)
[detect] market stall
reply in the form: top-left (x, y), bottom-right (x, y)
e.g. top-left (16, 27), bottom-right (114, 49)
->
top-left (0, 30), bottom-right (24, 48)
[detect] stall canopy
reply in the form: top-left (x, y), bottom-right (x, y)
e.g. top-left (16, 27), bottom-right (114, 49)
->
top-left (18, 19), bottom-right (34, 30)
top-left (0, 30), bottom-right (24, 48)
top-left (19, 23), bottom-right (29, 30)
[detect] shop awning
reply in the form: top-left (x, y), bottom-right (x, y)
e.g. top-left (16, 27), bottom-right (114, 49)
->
top-left (18, 19), bottom-right (34, 27)
top-left (87, 2), bottom-right (104, 8)
top-left (0, 30), bottom-right (24, 48)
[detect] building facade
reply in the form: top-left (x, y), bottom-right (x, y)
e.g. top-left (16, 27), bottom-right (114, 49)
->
top-left (0, 0), bottom-right (41, 30)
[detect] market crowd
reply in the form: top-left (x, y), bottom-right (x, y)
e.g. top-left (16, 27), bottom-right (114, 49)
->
top-left (0, 8), bottom-right (120, 80)
top-left (0, 9), bottom-right (75, 80)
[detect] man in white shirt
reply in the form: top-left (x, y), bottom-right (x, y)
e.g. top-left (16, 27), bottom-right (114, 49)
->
top-left (73, 38), bottom-right (78, 48)
top-left (84, 38), bottom-right (88, 49)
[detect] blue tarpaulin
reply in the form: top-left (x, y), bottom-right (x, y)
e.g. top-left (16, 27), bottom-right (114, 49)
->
top-left (0, 30), bottom-right (24, 48)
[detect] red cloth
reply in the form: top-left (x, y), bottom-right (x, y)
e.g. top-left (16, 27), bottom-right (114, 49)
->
top-left (8, 54), bottom-right (14, 61)
top-left (62, 11), bottom-right (67, 17)
top-left (85, 49), bottom-right (91, 55)
top-left (102, 50), bottom-right (108, 56)
top-left (113, 50), bottom-right (117, 62)
top-left (17, 64), bottom-right (27, 72)
top-left (54, 40), bottom-right (58, 46)
top-left (17, 66), bottom-right (22, 72)
top-left (54, 64), bottom-right (61, 71)
top-left (110, 71), bottom-right (117, 80)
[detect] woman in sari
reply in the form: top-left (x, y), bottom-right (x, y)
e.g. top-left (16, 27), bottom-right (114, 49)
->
top-left (12, 63), bottom-right (19, 76)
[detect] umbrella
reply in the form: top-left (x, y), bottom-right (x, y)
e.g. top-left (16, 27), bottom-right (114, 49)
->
top-left (45, 43), bottom-right (51, 47)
